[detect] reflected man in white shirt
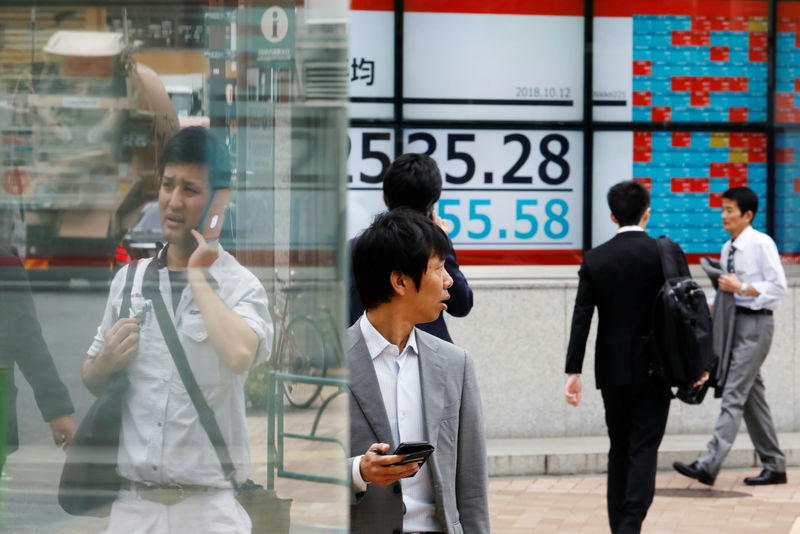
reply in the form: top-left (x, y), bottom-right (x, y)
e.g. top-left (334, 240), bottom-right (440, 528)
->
top-left (81, 127), bottom-right (272, 533)
top-left (347, 209), bottom-right (489, 534)
top-left (674, 186), bottom-right (788, 487)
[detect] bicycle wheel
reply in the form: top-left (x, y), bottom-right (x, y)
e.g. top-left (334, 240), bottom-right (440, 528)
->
top-left (277, 316), bottom-right (327, 408)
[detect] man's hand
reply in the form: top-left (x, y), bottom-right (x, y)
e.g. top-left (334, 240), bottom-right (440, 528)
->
top-left (693, 370), bottom-right (710, 388)
top-left (188, 229), bottom-right (219, 270)
top-left (718, 273), bottom-right (742, 293)
top-left (565, 374), bottom-right (582, 406)
top-left (83, 317), bottom-right (140, 395)
top-left (96, 317), bottom-right (140, 375)
top-left (49, 414), bottom-right (76, 451)
top-left (359, 443), bottom-right (419, 486)
top-left (430, 212), bottom-right (450, 235)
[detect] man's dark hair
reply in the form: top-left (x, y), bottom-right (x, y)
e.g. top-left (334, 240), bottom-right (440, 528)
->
top-left (722, 186), bottom-right (758, 218)
top-left (382, 153), bottom-right (442, 212)
top-left (607, 180), bottom-right (650, 226)
top-left (159, 126), bottom-right (231, 189)
top-left (353, 208), bottom-right (449, 310)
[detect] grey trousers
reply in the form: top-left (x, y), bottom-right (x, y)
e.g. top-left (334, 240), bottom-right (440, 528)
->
top-left (698, 314), bottom-right (785, 476)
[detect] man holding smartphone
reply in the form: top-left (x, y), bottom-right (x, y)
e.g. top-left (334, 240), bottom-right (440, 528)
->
top-left (348, 209), bottom-right (489, 534)
top-left (81, 127), bottom-right (272, 533)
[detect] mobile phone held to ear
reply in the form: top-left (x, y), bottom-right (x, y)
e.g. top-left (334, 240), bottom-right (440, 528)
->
top-left (199, 188), bottom-right (231, 241)
top-left (390, 441), bottom-right (434, 475)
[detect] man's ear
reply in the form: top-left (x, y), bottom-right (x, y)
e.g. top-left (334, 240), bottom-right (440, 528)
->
top-left (639, 207), bottom-right (651, 226)
top-left (743, 210), bottom-right (754, 224)
top-left (389, 270), bottom-right (408, 297)
top-left (610, 213), bottom-right (619, 225)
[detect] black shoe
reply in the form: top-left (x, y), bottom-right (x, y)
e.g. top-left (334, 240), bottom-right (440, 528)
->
top-left (743, 469), bottom-right (787, 486)
top-left (673, 460), bottom-right (715, 486)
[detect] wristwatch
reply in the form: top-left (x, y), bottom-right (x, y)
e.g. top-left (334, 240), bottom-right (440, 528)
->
top-left (739, 282), bottom-right (749, 295)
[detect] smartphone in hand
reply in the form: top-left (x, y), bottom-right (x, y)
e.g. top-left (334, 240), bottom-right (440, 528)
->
top-left (390, 441), bottom-right (434, 476)
top-left (199, 188), bottom-right (231, 241)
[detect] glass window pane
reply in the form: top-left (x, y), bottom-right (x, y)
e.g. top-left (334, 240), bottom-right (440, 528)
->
top-left (0, 3), bottom-right (349, 532)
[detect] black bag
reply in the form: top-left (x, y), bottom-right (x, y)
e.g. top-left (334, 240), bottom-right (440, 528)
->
top-left (235, 479), bottom-right (292, 534)
top-left (142, 261), bottom-right (291, 533)
top-left (58, 261), bottom-right (137, 516)
top-left (652, 237), bottom-right (713, 391)
top-left (58, 372), bottom-right (128, 516)
top-left (675, 378), bottom-right (711, 404)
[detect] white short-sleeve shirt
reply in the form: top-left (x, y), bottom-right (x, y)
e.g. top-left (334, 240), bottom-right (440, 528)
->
top-left (88, 246), bottom-right (272, 487)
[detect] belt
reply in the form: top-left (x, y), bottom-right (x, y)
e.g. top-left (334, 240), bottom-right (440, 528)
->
top-left (735, 306), bottom-right (772, 316)
top-left (126, 479), bottom-right (218, 506)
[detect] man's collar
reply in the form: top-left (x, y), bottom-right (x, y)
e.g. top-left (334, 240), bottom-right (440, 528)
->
top-left (156, 241), bottom-right (168, 267)
top-left (616, 225), bottom-right (645, 234)
top-left (359, 313), bottom-right (418, 360)
top-left (156, 241), bottom-right (224, 287)
top-left (731, 225), bottom-right (755, 250)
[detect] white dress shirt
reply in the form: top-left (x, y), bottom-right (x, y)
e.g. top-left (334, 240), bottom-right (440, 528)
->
top-left (617, 225), bottom-right (645, 234)
top-left (88, 246), bottom-right (272, 488)
top-left (714, 225), bottom-right (787, 311)
top-left (351, 314), bottom-right (441, 533)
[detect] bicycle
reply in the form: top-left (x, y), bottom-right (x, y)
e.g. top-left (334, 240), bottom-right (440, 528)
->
top-left (271, 271), bottom-right (344, 408)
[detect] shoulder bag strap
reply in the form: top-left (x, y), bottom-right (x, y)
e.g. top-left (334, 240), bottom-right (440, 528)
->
top-left (140, 260), bottom-right (238, 485)
top-left (656, 236), bottom-right (679, 281)
top-left (101, 260), bottom-right (139, 389)
top-left (119, 260), bottom-right (138, 320)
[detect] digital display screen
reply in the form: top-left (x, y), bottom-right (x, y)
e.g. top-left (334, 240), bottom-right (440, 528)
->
top-left (348, 0), bottom-right (394, 119)
top-left (594, 0), bottom-right (768, 122)
top-left (346, 128), bottom-right (396, 237)
top-left (346, 127), bottom-right (583, 263)
top-left (347, 0), bottom-right (791, 264)
top-left (402, 0), bottom-right (584, 121)
top-left (776, 1), bottom-right (800, 123)
top-left (594, 131), bottom-right (767, 254)
top-left (776, 133), bottom-right (800, 253)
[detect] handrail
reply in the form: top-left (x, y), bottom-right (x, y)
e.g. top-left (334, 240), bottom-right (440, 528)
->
top-left (267, 371), bottom-right (349, 488)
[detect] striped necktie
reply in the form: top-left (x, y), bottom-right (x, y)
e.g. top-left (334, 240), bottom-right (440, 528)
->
top-left (727, 245), bottom-right (736, 273)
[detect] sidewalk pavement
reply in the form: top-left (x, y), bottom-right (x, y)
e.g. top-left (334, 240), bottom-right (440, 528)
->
top-left (4, 385), bottom-right (800, 533)
top-left (487, 433), bottom-right (800, 477)
top-left (490, 469), bottom-right (800, 533)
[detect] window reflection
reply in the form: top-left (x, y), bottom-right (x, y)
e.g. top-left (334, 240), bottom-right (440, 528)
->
top-left (1, 3), bottom-right (348, 533)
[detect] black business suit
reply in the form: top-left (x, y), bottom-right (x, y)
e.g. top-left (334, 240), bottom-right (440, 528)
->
top-left (565, 230), bottom-right (688, 534)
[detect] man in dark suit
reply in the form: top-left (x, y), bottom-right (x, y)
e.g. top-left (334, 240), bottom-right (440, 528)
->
top-left (564, 181), bottom-right (689, 534)
top-left (348, 153), bottom-right (473, 343)
top-left (347, 209), bottom-right (489, 534)
top-left (0, 246), bottom-right (75, 475)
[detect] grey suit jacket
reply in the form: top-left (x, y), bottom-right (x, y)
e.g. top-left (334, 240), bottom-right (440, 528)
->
top-left (346, 322), bottom-right (490, 534)
top-left (700, 257), bottom-right (736, 396)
